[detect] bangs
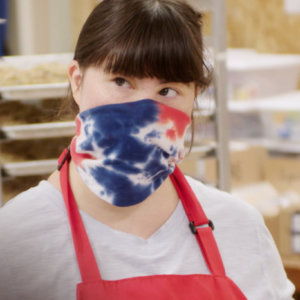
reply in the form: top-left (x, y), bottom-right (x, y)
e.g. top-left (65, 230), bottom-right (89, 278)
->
top-left (75, 0), bottom-right (211, 88)
top-left (101, 6), bottom-right (208, 85)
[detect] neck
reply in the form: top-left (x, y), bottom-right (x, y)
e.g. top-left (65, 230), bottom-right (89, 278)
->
top-left (48, 160), bottom-right (179, 239)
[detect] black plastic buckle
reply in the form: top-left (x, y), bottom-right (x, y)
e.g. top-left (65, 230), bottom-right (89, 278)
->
top-left (57, 146), bottom-right (71, 171)
top-left (189, 220), bottom-right (215, 234)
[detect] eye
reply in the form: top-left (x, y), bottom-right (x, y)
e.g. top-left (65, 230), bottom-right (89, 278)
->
top-left (114, 77), bottom-right (131, 87)
top-left (159, 88), bottom-right (178, 98)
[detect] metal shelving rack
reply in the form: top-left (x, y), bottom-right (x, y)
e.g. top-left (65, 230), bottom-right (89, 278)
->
top-left (0, 53), bottom-right (74, 205)
top-left (211, 0), bottom-right (230, 191)
top-left (190, 0), bottom-right (230, 191)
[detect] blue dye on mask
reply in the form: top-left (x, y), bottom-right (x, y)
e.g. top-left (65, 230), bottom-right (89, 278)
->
top-left (70, 99), bottom-right (190, 207)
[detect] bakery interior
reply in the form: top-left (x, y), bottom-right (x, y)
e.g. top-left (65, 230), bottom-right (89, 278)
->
top-left (1, 0), bottom-right (300, 296)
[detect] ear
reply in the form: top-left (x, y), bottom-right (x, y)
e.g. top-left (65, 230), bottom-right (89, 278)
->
top-left (68, 60), bottom-right (82, 106)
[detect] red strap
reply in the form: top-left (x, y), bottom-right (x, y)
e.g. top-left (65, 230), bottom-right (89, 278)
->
top-left (59, 149), bottom-right (102, 282)
top-left (170, 166), bottom-right (226, 276)
top-left (170, 167), bottom-right (209, 226)
top-left (59, 147), bottom-right (226, 281)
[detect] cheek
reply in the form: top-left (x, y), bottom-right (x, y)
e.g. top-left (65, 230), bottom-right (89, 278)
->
top-left (187, 99), bottom-right (195, 115)
top-left (178, 86), bottom-right (197, 116)
top-left (181, 96), bottom-right (195, 116)
top-left (79, 86), bottom-right (114, 112)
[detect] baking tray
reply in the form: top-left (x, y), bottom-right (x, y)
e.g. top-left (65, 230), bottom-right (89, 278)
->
top-left (0, 121), bottom-right (76, 140)
top-left (0, 82), bottom-right (69, 100)
top-left (2, 159), bottom-right (57, 177)
top-left (0, 53), bottom-right (73, 100)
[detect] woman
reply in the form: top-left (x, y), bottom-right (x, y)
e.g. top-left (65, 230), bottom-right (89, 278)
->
top-left (0, 0), bottom-right (295, 299)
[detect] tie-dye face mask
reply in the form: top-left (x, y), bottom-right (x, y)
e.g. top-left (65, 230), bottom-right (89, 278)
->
top-left (70, 99), bottom-right (191, 207)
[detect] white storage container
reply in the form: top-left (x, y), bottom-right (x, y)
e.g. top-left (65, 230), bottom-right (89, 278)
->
top-left (260, 110), bottom-right (300, 142)
top-left (227, 49), bottom-right (300, 100)
top-left (259, 93), bottom-right (300, 142)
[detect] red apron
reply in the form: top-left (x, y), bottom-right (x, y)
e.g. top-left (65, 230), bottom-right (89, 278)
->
top-left (58, 148), bottom-right (247, 299)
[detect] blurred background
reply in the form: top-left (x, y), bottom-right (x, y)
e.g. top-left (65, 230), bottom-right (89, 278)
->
top-left (1, 0), bottom-right (300, 297)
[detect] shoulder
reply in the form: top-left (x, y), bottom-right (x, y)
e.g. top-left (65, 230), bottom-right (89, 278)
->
top-left (184, 175), bottom-right (265, 258)
top-left (0, 180), bottom-right (63, 214)
top-left (0, 180), bottom-right (69, 261)
top-left (0, 180), bottom-right (66, 240)
top-left (184, 175), bottom-right (266, 258)
top-left (185, 175), bottom-right (295, 299)
top-left (185, 175), bottom-right (263, 226)
top-left (0, 181), bottom-right (77, 299)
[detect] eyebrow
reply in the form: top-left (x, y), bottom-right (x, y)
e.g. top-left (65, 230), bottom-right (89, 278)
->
top-left (159, 80), bottom-right (191, 87)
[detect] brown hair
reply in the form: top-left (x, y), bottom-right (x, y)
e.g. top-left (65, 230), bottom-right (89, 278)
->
top-left (61, 0), bottom-right (211, 118)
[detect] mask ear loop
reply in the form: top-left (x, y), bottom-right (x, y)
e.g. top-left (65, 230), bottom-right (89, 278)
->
top-left (187, 104), bottom-right (196, 154)
top-left (57, 146), bottom-right (71, 171)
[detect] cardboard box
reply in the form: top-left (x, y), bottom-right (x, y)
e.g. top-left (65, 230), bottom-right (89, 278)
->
top-left (179, 158), bottom-right (199, 178)
top-left (264, 155), bottom-right (300, 194)
top-left (230, 146), bottom-right (267, 188)
top-left (181, 145), bottom-right (268, 187)
top-left (232, 182), bottom-right (300, 256)
top-left (198, 145), bottom-right (268, 187)
top-left (279, 202), bottom-right (300, 256)
top-left (264, 213), bottom-right (281, 250)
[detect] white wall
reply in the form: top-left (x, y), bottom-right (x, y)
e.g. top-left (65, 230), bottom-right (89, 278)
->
top-left (8, 0), bottom-right (72, 55)
top-left (284, 0), bottom-right (300, 14)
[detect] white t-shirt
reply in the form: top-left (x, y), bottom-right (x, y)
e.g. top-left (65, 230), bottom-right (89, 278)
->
top-left (0, 176), bottom-right (295, 300)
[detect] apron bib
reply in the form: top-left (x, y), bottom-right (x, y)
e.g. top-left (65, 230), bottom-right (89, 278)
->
top-left (58, 148), bottom-right (247, 299)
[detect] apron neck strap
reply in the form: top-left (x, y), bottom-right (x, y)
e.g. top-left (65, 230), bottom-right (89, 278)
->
top-left (58, 148), bottom-right (226, 281)
top-left (170, 166), bottom-right (226, 276)
top-left (58, 148), bottom-right (102, 282)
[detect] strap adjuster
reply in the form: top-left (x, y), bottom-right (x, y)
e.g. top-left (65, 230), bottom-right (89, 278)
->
top-left (189, 220), bottom-right (214, 234)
